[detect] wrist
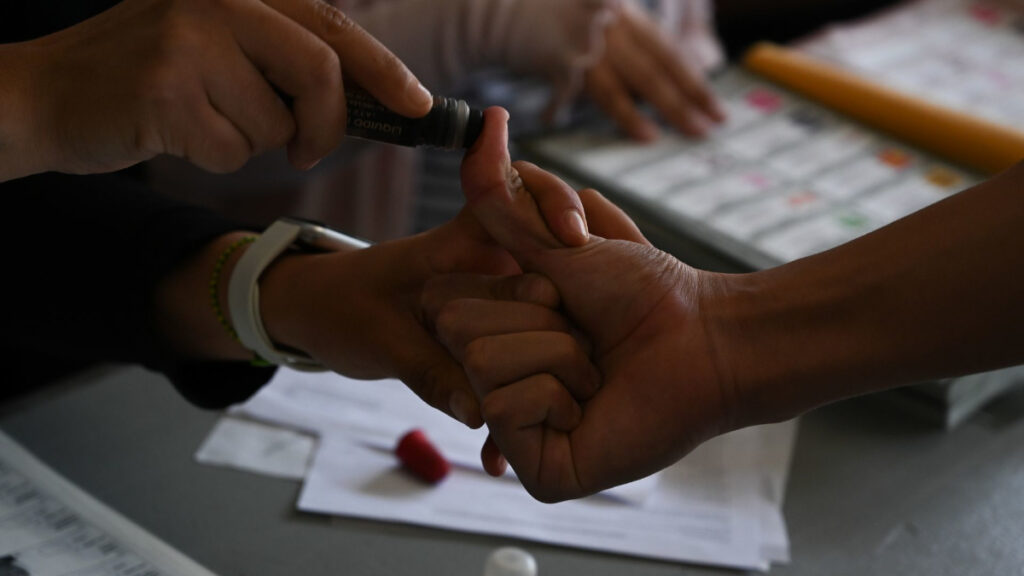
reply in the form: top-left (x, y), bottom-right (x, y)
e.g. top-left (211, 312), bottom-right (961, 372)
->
top-left (230, 218), bottom-right (371, 369)
top-left (255, 250), bottom-right (325, 360)
top-left (698, 268), bottom-right (830, 428)
top-left (702, 256), bottom-right (900, 428)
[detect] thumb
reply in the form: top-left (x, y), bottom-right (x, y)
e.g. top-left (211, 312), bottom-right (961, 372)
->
top-left (461, 107), bottom-right (589, 253)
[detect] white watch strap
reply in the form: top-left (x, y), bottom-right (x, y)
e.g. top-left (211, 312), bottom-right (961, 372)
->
top-left (227, 219), bottom-right (367, 371)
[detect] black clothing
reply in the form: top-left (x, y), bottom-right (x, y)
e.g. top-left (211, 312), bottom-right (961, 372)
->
top-left (0, 2), bottom-right (275, 408)
top-left (3, 172), bottom-right (274, 408)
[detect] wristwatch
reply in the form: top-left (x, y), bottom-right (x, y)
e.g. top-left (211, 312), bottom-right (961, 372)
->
top-left (228, 217), bottom-right (369, 371)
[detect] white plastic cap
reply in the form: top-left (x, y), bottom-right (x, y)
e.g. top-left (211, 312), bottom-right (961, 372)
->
top-left (484, 547), bottom-right (538, 576)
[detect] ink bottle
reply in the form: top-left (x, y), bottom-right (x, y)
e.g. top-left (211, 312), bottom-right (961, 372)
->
top-left (345, 86), bottom-right (484, 150)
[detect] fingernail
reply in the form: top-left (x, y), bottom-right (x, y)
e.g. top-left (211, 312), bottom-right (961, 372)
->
top-left (564, 210), bottom-right (589, 246)
top-left (507, 167), bottom-right (524, 192)
top-left (450, 392), bottom-right (480, 428)
top-left (413, 82), bottom-right (433, 110)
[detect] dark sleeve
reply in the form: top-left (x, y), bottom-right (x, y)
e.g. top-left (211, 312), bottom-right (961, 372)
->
top-left (1, 1), bottom-right (121, 43)
top-left (2, 172), bottom-right (276, 408)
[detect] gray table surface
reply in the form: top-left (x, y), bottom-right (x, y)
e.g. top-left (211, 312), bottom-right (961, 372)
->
top-left (2, 365), bottom-right (1023, 576)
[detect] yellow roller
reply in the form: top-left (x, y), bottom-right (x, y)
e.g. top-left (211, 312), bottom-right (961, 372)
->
top-left (743, 42), bottom-right (1024, 175)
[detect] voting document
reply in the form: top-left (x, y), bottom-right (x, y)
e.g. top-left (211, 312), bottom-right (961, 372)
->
top-left (0, 431), bottom-right (218, 576)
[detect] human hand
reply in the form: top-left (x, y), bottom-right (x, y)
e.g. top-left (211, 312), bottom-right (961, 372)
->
top-left (584, 1), bottom-right (725, 140)
top-left (450, 120), bottom-right (734, 501)
top-left (256, 107), bottom-right (590, 428)
top-left (2, 0), bottom-right (432, 180)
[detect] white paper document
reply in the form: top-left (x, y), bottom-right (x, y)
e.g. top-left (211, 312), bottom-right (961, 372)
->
top-left (194, 417), bottom-right (315, 480)
top-left (207, 369), bottom-right (797, 571)
top-left (0, 430), bottom-right (218, 576)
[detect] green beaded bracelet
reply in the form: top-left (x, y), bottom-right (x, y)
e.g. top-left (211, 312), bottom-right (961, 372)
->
top-left (209, 236), bottom-right (257, 342)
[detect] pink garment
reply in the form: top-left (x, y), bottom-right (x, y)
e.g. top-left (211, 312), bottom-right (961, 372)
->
top-left (339, 0), bottom-right (610, 116)
top-left (645, 0), bottom-right (725, 72)
top-left (339, 0), bottom-right (723, 116)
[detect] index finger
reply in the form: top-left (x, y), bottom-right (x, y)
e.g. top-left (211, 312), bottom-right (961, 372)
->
top-left (264, 0), bottom-right (433, 118)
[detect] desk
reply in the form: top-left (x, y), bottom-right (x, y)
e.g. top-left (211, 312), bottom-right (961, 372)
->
top-left (2, 365), bottom-right (1023, 575)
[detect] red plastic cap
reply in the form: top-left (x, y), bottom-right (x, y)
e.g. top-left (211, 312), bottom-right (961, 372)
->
top-left (395, 428), bottom-right (450, 484)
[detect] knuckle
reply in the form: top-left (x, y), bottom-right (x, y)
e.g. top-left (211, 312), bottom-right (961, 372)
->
top-left (132, 124), bottom-right (166, 159)
top-left (547, 334), bottom-right (578, 363)
top-left (186, 128), bottom-right (250, 173)
top-left (306, 44), bottom-right (342, 90)
top-left (136, 64), bottom-right (183, 109)
top-left (409, 360), bottom-right (451, 412)
top-left (538, 373), bottom-right (566, 399)
top-left (420, 277), bottom-right (446, 322)
top-left (480, 393), bottom-right (511, 427)
top-left (432, 301), bottom-right (463, 338)
top-left (249, 114), bottom-right (295, 154)
top-left (317, 1), bottom-right (357, 35)
top-left (433, 304), bottom-right (471, 356)
top-left (512, 274), bottom-right (559, 307)
top-left (135, 75), bottom-right (199, 157)
top-left (153, 9), bottom-right (209, 59)
top-left (461, 338), bottom-right (494, 382)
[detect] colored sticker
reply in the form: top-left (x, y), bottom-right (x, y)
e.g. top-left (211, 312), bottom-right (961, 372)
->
top-left (969, 3), bottom-right (1004, 26)
top-left (788, 191), bottom-right (818, 207)
top-left (877, 148), bottom-right (913, 169)
top-left (837, 212), bottom-right (869, 229)
top-left (746, 89), bottom-right (783, 113)
top-left (924, 166), bottom-right (962, 188)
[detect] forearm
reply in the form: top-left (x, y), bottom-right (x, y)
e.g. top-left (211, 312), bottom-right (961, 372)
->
top-left (0, 41), bottom-right (48, 182)
top-left (710, 163), bottom-right (1024, 425)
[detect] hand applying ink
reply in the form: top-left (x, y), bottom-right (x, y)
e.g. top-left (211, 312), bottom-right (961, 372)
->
top-left (251, 106), bottom-right (595, 431)
top-left (0, 0), bottom-right (435, 182)
top-left (441, 114), bottom-right (734, 502)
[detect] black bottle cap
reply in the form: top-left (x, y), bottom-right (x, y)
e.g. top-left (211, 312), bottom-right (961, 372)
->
top-left (464, 108), bottom-right (485, 149)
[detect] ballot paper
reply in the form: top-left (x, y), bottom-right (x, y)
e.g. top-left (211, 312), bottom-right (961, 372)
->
top-left (524, 68), bottom-right (982, 271)
top-left (801, 0), bottom-right (1024, 126)
top-left (0, 430), bottom-right (218, 576)
top-left (202, 368), bottom-right (796, 571)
